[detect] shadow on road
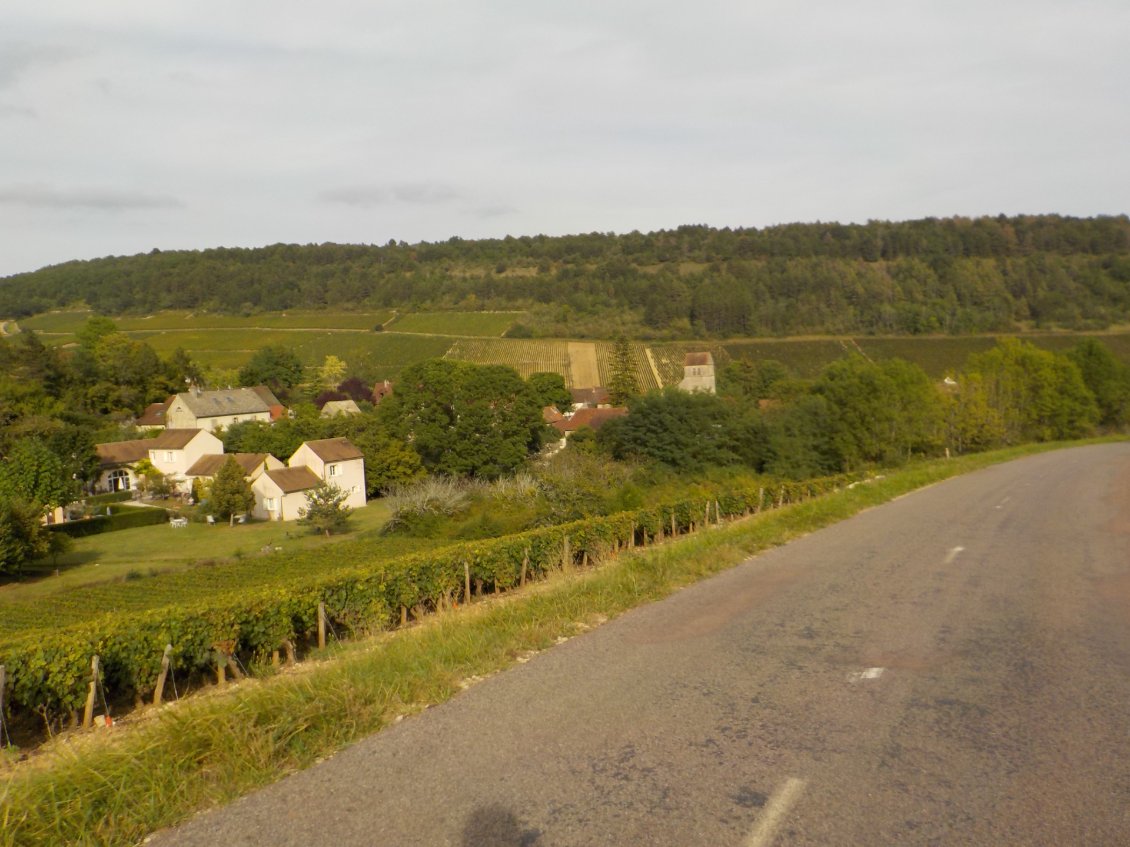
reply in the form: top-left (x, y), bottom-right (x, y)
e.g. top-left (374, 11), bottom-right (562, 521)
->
top-left (461, 804), bottom-right (543, 846)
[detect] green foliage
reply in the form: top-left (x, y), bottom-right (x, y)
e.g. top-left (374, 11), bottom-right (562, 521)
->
top-left (48, 506), bottom-right (170, 538)
top-left (962, 338), bottom-right (1099, 444)
top-left (209, 456), bottom-right (255, 520)
top-left (607, 335), bottom-right (640, 405)
top-left (526, 371), bottom-right (573, 412)
top-left (1066, 337), bottom-right (1130, 427)
top-left (0, 497), bottom-right (50, 576)
top-left (812, 357), bottom-right (943, 470)
top-left (0, 438), bottom-right (77, 509)
top-left (381, 359), bottom-right (544, 479)
top-left (598, 388), bottom-right (747, 472)
top-left (0, 472), bottom-right (853, 726)
top-left (238, 345), bottom-right (305, 398)
top-left (298, 481), bottom-right (353, 537)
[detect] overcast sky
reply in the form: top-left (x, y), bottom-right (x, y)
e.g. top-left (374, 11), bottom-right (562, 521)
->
top-left (2, 1), bottom-right (1128, 277)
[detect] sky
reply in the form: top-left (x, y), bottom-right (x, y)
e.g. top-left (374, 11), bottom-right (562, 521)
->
top-left (2, 1), bottom-right (1128, 277)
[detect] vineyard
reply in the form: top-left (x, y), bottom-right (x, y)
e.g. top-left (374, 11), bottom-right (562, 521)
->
top-left (0, 474), bottom-right (855, 732)
top-left (445, 338), bottom-right (573, 381)
top-left (387, 311), bottom-right (525, 336)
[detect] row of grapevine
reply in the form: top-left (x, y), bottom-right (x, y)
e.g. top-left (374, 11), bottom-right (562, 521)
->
top-left (0, 474), bottom-right (857, 729)
top-left (445, 338), bottom-right (572, 381)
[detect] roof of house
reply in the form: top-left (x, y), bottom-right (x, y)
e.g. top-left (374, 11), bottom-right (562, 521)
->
top-left (250, 385), bottom-right (281, 407)
top-left (551, 406), bottom-right (628, 433)
top-left (684, 352), bottom-right (714, 367)
top-left (150, 429), bottom-right (207, 449)
top-left (263, 466), bottom-right (322, 494)
top-left (320, 399), bottom-right (362, 417)
top-left (268, 403), bottom-right (287, 421)
top-left (136, 401), bottom-right (169, 427)
top-left (542, 405), bottom-right (566, 424)
top-left (569, 386), bottom-right (611, 406)
top-left (186, 453), bottom-right (272, 477)
top-left (298, 437), bottom-right (364, 462)
top-left (174, 387), bottom-right (271, 418)
top-left (96, 439), bottom-right (154, 467)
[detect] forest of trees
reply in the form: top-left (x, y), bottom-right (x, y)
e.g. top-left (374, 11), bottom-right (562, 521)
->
top-left (3, 215), bottom-right (1130, 337)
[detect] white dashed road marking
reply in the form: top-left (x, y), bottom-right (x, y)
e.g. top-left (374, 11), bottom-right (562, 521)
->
top-left (744, 777), bottom-right (807, 847)
top-left (848, 667), bottom-right (885, 683)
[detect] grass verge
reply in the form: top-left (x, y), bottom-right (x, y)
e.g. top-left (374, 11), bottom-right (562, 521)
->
top-left (0, 439), bottom-right (1115, 846)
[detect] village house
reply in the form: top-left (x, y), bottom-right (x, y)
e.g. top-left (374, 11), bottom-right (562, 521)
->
top-left (251, 437), bottom-right (367, 522)
top-left (569, 386), bottom-right (611, 411)
top-left (678, 352), bottom-right (716, 394)
top-left (320, 398), bottom-right (362, 417)
top-left (164, 386), bottom-right (283, 432)
top-left (185, 452), bottom-right (283, 490)
top-left (94, 428), bottom-right (223, 494)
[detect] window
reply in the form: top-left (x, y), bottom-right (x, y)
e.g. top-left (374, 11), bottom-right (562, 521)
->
top-left (327, 464), bottom-right (339, 477)
top-left (264, 497), bottom-right (277, 510)
top-left (165, 451), bottom-right (174, 462)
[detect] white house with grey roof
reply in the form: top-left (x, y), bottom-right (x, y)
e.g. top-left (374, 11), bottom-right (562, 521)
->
top-left (165, 387), bottom-right (274, 433)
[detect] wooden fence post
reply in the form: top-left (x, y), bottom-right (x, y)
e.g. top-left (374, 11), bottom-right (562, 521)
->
top-left (758, 487), bottom-right (765, 513)
top-left (317, 601), bottom-right (327, 649)
top-left (671, 511), bottom-right (677, 537)
top-left (152, 644), bottom-right (173, 706)
top-left (464, 562), bottom-right (472, 604)
top-left (83, 655), bottom-right (100, 729)
top-left (520, 551), bottom-right (528, 587)
top-left (715, 500), bottom-right (722, 525)
top-left (0, 664), bottom-right (6, 741)
top-left (282, 639), bottom-right (296, 665)
top-left (400, 606), bottom-right (408, 626)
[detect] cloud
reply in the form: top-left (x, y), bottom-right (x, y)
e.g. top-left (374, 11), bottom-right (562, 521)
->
top-left (0, 42), bottom-right (80, 89)
top-left (0, 184), bottom-right (184, 211)
top-left (319, 182), bottom-right (460, 208)
top-left (0, 103), bottom-right (35, 119)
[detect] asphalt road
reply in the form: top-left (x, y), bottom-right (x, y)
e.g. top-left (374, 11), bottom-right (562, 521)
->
top-left (150, 444), bottom-right (1130, 846)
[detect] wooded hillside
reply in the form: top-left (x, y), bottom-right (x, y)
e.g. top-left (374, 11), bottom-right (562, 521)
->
top-left (3, 215), bottom-right (1129, 337)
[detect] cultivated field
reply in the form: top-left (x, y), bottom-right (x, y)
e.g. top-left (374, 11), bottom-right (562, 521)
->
top-left (13, 309), bottom-right (1130, 385)
top-left (386, 311), bottom-right (525, 336)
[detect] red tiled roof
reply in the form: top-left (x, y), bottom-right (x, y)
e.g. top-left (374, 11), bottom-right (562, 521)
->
top-left (150, 429), bottom-right (206, 449)
top-left (569, 386), bottom-right (610, 406)
top-left (136, 402), bottom-right (168, 427)
top-left (542, 405), bottom-right (566, 424)
top-left (551, 406), bottom-right (628, 433)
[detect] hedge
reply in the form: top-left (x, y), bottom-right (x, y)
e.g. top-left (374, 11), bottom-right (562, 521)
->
top-left (0, 474), bottom-right (853, 729)
top-left (47, 506), bottom-right (169, 538)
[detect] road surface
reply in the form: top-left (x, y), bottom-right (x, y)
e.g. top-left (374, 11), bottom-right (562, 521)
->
top-left (151, 444), bottom-right (1130, 845)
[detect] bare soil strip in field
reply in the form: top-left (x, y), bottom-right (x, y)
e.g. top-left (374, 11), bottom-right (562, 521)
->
top-left (568, 342), bottom-right (599, 387)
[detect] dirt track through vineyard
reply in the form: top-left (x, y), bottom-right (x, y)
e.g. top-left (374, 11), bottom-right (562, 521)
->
top-left (567, 342), bottom-right (599, 387)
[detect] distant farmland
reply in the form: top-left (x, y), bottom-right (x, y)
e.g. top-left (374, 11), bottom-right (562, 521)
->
top-left (13, 309), bottom-right (1130, 387)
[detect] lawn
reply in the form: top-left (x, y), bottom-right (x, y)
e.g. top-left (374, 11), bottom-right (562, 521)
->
top-left (0, 501), bottom-right (392, 604)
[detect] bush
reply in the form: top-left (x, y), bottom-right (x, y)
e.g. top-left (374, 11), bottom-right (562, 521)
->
top-left (48, 506), bottom-right (169, 538)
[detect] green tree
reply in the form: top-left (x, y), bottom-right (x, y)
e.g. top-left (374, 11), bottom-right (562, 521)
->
top-left (812, 356), bottom-right (943, 470)
top-left (597, 388), bottom-right (744, 472)
top-left (318, 355), bottom-right (347, 391)
top-left (607, 336), bottom-right (639, 406)
top-left (381, 359), bottom-right (544, 479)
top-left (238, 345), bottom-right (305, 399)
top-left (0, 439), bottom-right (76, 510)
top-left (1066, 338), bottom-right (1130, 428)
top-left (298, 480), bottom-right (353, 537)
top-left (964, 338), bottom-right (1099, 443)
top-left (209, 456), bottom-right (254, 522)
top-left (0, 497), bottom-right (50, 577)
top-left (527, 372), bottom-right (573, 412)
